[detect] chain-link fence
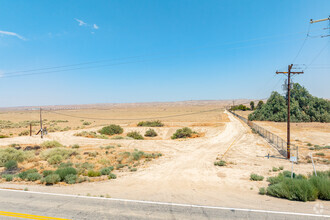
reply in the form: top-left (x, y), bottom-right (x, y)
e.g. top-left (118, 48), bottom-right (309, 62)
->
top-left (228, 110), bottom-right (298, 159)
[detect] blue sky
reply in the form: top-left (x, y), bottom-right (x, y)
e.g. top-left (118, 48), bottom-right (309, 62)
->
top-left (0, 0), bottom-right (329, 107)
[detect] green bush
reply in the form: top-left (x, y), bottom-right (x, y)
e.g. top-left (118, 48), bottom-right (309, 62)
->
top-left (41, 148), bottom-right (75, 164)
top-left (18, 169), bottom-right (38, 180)
top-left (171, 127), bottom-right (195, 139)
top-left (87, 170), bottom-right (101, 177)
top-left (250, 173), bottom-right (264, 181)
top-left (5, 160), bottom-right (18, 170)
top-left (42, 170), bottom-right (54, 177)
top-left (72, 144), bottom-right (80, 149)
top-left (43, 174), bottom-right (60, 184)
top-left (316, 153), bottom-right (325, 156)
top-left (55, 167), bottom-right (77, 181)
top-left (100, 167), bottom-right (112, 175)
top-left (65, 174), bottom-right (78, 184)
top-left (137, 120), bottom-right (164, 127)
top-left (272, 167), bottom-right (279, 172)
top-left (83, 121), bottom-right (91, 126)
top-left (131, 150), bottom-right (145, 160)
top-left (116, 164), bottom-right (125, 169)
top-left (108, 173), bottom-right (117, 179)
top-left (214, 160), bottom-right (226, 166)
top-left (47, 155), bottom-right (63, 165)
top-left (41, 140), bottom-right (63, 148)
top-left (98, 124), bottom-right (123, 135)
top-left (127, 131), bottom-right (144, 140)
top-left (267, 178), bottom-right (318, 202)
top-left (144, 129), bottom-right (158, 137)
top-left (2, 174), bottom-right (13, 181)
top-left (309, 176), bottom-right (330, 200)
top-left (58, 162), bottom-right (73, 168)
top-left (19, 130), bottom-right (30, 136)
top-left (0, 148), bottom-right (29, 167)
top-left (259, 187), bottom-right (266, 195)
top-left (26, 172), bottom-right (42, 181)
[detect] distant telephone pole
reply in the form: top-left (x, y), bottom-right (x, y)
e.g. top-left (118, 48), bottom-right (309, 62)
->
top-left (36, 108), bottom-right (43, 138)
top-left (276, 64), bottom-right (304, 159)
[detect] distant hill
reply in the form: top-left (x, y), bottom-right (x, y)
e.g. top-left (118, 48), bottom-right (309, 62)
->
top-left (248, 83), bottom-right (330, 122)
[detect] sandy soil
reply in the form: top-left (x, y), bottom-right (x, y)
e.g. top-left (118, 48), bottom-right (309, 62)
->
top-left (1, 111), bottom-right (329, 214)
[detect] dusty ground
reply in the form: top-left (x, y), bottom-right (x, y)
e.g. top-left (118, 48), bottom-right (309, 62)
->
top-left (0, 110), bottom-right (329, 214)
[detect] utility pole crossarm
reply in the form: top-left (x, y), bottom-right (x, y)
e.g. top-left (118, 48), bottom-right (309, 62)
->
top-left (310, 16), bottom-right (330, 24)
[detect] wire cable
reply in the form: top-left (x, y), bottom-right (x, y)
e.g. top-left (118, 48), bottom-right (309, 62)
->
top-left (43, 107), bottom-right (224, 121)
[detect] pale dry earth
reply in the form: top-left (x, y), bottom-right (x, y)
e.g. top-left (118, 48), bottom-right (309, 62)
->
top-left (0, 111), bottom-right (329, 215)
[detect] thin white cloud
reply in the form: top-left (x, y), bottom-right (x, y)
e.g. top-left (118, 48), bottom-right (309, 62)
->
top-left (75, 18), bottom-right (87, 26)
top-left (74, 18), bottom-right (99, 33)
top-left (0, 30), bottom-right (26, 40)
top-left (0, 70), bottom-right (4, 78)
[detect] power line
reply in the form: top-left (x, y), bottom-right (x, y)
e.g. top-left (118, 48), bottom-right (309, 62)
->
top-left (2, 29), bottom-right (324, 78)
top-left (43, 107), bottom-right (224, 121)
top-left (292, 23), bottom-right (311, 63)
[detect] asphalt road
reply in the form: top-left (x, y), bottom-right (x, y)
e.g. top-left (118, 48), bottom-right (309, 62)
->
top-left (0, 189), bottom-right (329, 220)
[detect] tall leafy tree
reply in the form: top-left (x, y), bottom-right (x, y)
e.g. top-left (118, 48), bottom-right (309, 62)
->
top-left (248, 83), bottom-right (330, 122)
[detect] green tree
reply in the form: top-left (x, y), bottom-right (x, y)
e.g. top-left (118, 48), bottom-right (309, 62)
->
top-left (250, 101), bottom-right (255, 110)
top-left (256, 100), bottom-right (264, 109)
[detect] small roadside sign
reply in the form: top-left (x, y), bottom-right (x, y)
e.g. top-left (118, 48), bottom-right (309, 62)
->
top-left (290, 152), bottom-right (297, 162)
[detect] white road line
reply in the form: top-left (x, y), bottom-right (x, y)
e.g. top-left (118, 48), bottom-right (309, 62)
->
top-left (0, 188), bottom-right (329, 218)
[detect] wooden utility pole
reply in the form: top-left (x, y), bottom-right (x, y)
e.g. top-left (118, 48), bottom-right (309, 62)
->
top-left (36, 108), bottom-right (43, 138)
top-left (40, 108), bottom-right (43, 138)
top-left (276, 64), bottom-right (303, 159)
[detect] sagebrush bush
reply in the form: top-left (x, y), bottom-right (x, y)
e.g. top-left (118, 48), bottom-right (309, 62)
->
top-left (72, 144), bottom-right (80, 149)
top-left (47, 155), bottom-right (63, 165)
top-left (42, 170), bottom-right (54, 177)
top-left (259, 187), bottom-right (266, 195)
top-left (100, 167), bottom-right (112, 175)
top-left (27, 172), bottom-right (42, 181)
top-left (41, 148), bottom-right (75, 164)
top-left (267, 178), bottom-right (318, 202)
top-left (41, 140), bottom-right (63, 148)
top-left (0, 148), bottom-right (30, 167)
top-left (18, 169), bottom-right (38, 180)
top-left (87, 170), bottom-right (101, 177)
top-left (131, 150), bottom-right (145, 160)
top-left (214, 160), bottom-right (226, 166)
top-left (43, 174), bottom-right (60, 184)
top-left (65, 174), bottom-right (78, 184)
top-left (19, 130), bottom-right (30, 136)
top-left (98, 124), bottom-right (123, 135)
top-left (2, 174), bottom-right (13, 181)
top-left (108, 173), bottom-right (117, 179)
top-left (127, 131), bottom-right (144, 140)
top-left (83, 121), bottom-right (91, 126)
top-left (5, 160), bottom-right (18, 170)
top-left (171, 127), bottom-right (195, 139)
top-left (309, 176), bottom-right (330, 200)
top-left (250, 173), bottom-right (264, 181)
top-left (55, 167), bottom-right (77, 181)
top-left (137, 120), bottom-right (164, 127)
top-left (144, 129), bottom-right (158, 137)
